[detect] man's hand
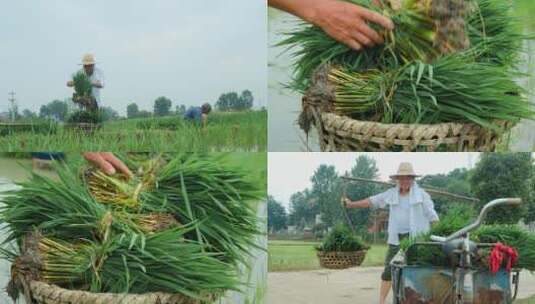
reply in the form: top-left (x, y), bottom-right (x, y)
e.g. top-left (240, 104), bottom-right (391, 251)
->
top-left (92, 80), bottom-right (103, 88)
top-left (269, 0), bottom-right (394, 50)
top-left (83, 152), bottom-right (133, 178)
top-left (67, 80), bottom-right (74, 87)
top-left (307, 0), bottom-right (394, 50)
top-left (341, 197), bottom-right (351, 208)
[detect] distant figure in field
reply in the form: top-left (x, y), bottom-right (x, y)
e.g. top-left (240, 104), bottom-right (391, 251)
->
top-left (67, 53), bottom-right (105, 109)
top-left (184, 103), bottom-right (212, 128)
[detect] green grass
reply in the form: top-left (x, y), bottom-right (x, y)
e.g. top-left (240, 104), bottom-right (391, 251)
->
top-left (0, 111), bottom-right (266, 152)
top-left (268, 240), bottom-right (387, 272)
top-left (516, 295), bottom-right (535, 304)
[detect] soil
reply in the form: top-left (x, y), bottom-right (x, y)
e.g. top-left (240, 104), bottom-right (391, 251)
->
top-left (268, 267), bottom-right (535, 304)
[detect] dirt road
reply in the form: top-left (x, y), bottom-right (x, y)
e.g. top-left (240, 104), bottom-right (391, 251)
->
top-left (268, 267), bottom-right (535, 304)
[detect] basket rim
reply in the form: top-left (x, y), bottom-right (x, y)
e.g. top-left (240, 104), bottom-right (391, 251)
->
top-left (320, 111), bottom-right (509, 129)
top-left (26, 279), bottom-right (216, 304)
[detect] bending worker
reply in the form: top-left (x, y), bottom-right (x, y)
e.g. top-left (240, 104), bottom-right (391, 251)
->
top-left (342, 162), bottom-right (439, 304)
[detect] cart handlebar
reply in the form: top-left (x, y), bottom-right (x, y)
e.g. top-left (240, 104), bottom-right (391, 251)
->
top-left (429, 198), bottom-right (522, 243)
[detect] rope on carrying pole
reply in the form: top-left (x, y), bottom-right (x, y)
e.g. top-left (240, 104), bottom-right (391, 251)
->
top-left (340, 175), bottom-right (356, 234)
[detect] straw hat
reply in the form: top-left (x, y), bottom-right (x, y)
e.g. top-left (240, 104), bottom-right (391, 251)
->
top-left (80, 54), bottom-right (97, 66)
top-left (390, 162), bottom-right (420, 179)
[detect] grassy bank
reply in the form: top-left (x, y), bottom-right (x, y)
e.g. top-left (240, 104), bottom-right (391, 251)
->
top-left (268, 240), bottom-right (387, 272)
top-left (0, 111), bottom-right (266, 152)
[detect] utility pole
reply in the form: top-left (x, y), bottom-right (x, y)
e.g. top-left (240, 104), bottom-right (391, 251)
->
top-left (8, 91), bottom-right (17, 122)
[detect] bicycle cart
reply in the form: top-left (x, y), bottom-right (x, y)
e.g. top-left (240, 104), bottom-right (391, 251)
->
top-left (391, 198), bottom-right (522, 304)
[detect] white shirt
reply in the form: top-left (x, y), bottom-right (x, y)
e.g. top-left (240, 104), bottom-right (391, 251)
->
top-left (397, 194), bottom-right (411, 234)
top-left (369, 183), bottom-right (439, 245)
top-left (78, 68), bottom-right (105, 105)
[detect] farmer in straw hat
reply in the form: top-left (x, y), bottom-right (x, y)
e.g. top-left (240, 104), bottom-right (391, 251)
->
top-left (67, 54), bottom-right (105, 109)
top-left (268, 0), bottom-right (397, 51)
top-left (342, 162), bottom-right (439, 304)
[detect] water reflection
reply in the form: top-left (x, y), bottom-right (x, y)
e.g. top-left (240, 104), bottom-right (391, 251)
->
top-left (268, 3), bottom-right (535, 151)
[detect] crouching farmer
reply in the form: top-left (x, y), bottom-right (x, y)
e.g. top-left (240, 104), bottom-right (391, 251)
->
top-left (184, 103), bottom-right (212, 128)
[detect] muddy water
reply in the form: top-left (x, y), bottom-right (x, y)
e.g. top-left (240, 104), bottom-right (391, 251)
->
top-left (268, 4), bottom-right (535, 152)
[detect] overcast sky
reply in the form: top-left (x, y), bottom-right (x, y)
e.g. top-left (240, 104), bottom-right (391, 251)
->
top-left (268, 152), bottom-right (483, 210)
top-left (0, 0), bottom-right (266, 115)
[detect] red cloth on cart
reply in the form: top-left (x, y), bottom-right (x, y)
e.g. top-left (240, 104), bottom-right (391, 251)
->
top-left (489, 242), bottom-right (518, 274)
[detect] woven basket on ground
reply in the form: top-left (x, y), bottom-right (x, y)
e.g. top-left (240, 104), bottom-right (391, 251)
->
top-left (17, 279), bottom-right (215, 304)
top-left (317, 250), bottom-right (367, 269)
top-left (300, 96), bottom-right (512, 152)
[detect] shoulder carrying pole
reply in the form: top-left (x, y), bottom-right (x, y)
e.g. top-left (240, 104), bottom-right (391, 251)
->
top-left (340, 176), bottom-right (479, 203)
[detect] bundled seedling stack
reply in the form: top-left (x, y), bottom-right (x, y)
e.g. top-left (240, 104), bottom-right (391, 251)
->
top-left (316, 224), bottom-right (369, 269)
top-left (68, 71), bottom-right (102, 126)
top-left (281, 0), bottom-right (533, 151)
top-left (399, 205), bottom-right (535, 271)
top-left (0, 154), bottom-right (263, 304)
top-left (71, 71), bottom-right (96, 110)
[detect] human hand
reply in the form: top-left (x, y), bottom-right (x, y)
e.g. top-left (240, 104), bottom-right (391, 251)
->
top-left (305, 0), bottom-right (394, 50)
top-left (92, 80), bottom-right (103, 88)
top-left (341, 197), bottom-right (351, 208)
top-left (83, 152), bottom-right (133, 178)
top-left (67, 80), bottom-right (74, 87)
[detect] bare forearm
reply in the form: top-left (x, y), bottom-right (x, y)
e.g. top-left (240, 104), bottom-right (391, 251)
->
top-left (346, 198), bottom-right (371, 209)
top-left (92, 81), bottom-right (103, 88)
top-left (268, 0), bottom-right (319, 23)
top-left (269, 0), bottom-right (393, 51)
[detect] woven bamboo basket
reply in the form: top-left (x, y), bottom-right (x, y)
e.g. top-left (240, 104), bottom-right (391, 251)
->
top-left (15, 278), bottom-right (216, 304)
top-left (300, 95), bottom-right (512, 152)
top-left (317, 250), bottom-right (368, 269)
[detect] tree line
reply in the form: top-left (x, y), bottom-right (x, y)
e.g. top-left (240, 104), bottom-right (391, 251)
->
top-left (8, 89), bottom-right (257, 122)
top-left (268, 153), bottom-right (535, 235)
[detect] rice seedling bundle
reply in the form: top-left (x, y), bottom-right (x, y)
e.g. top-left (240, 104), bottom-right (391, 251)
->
top-left (316, 224), bottom-right (368, 252)
top-left (72, 71), bottom-right (93, 99)
top-left (281, 0), bottom-right (533, 128)
top-left (71, 71), bottom-right (98, 112)
top-left (473, 225), bottom-right (535, 271)
top-left (0, 153), bottom-right (263, 302)
top-left (400, 224), bottom-right (535, 271)
top-left (328, 56), bottom-right (531, 128)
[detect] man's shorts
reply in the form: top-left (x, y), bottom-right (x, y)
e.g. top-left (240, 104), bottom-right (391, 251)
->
top-left (381, 233), bottom-right (409, 281)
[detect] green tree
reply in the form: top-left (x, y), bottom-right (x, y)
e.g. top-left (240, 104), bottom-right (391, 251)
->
top-left (100, 106), bottom-right (119, 121)
top-left (39, 100), bottom-right (69, 121)
top-left (175, 105), bottom-right (186, 115)
top-left (239, 90), bottom-right (254, 110)
top-left (524, 163), bottom-right (535, 224)
top-left (288, 189), bottom-right (318, 229)
top-left (268, 196), bottom-right (288, 232)
top-left (310, 164), bottom-right (343, 227)
top-left (344, 155), bottom-right (381, 232)
top-left (470, 153), bottom-right (533, 224)
top-left (127, 103), bottom-right (139, 119)
top-left (153, 96), bottom-right (172, 116)
top-left (420, 168), bottom-right (473, 215)
top-left (137, 110), bottom-right (152, 118)
top-left (215, 92), bottom-right (240, 111)
top-left (21, 109), bottom-right (37, 120)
